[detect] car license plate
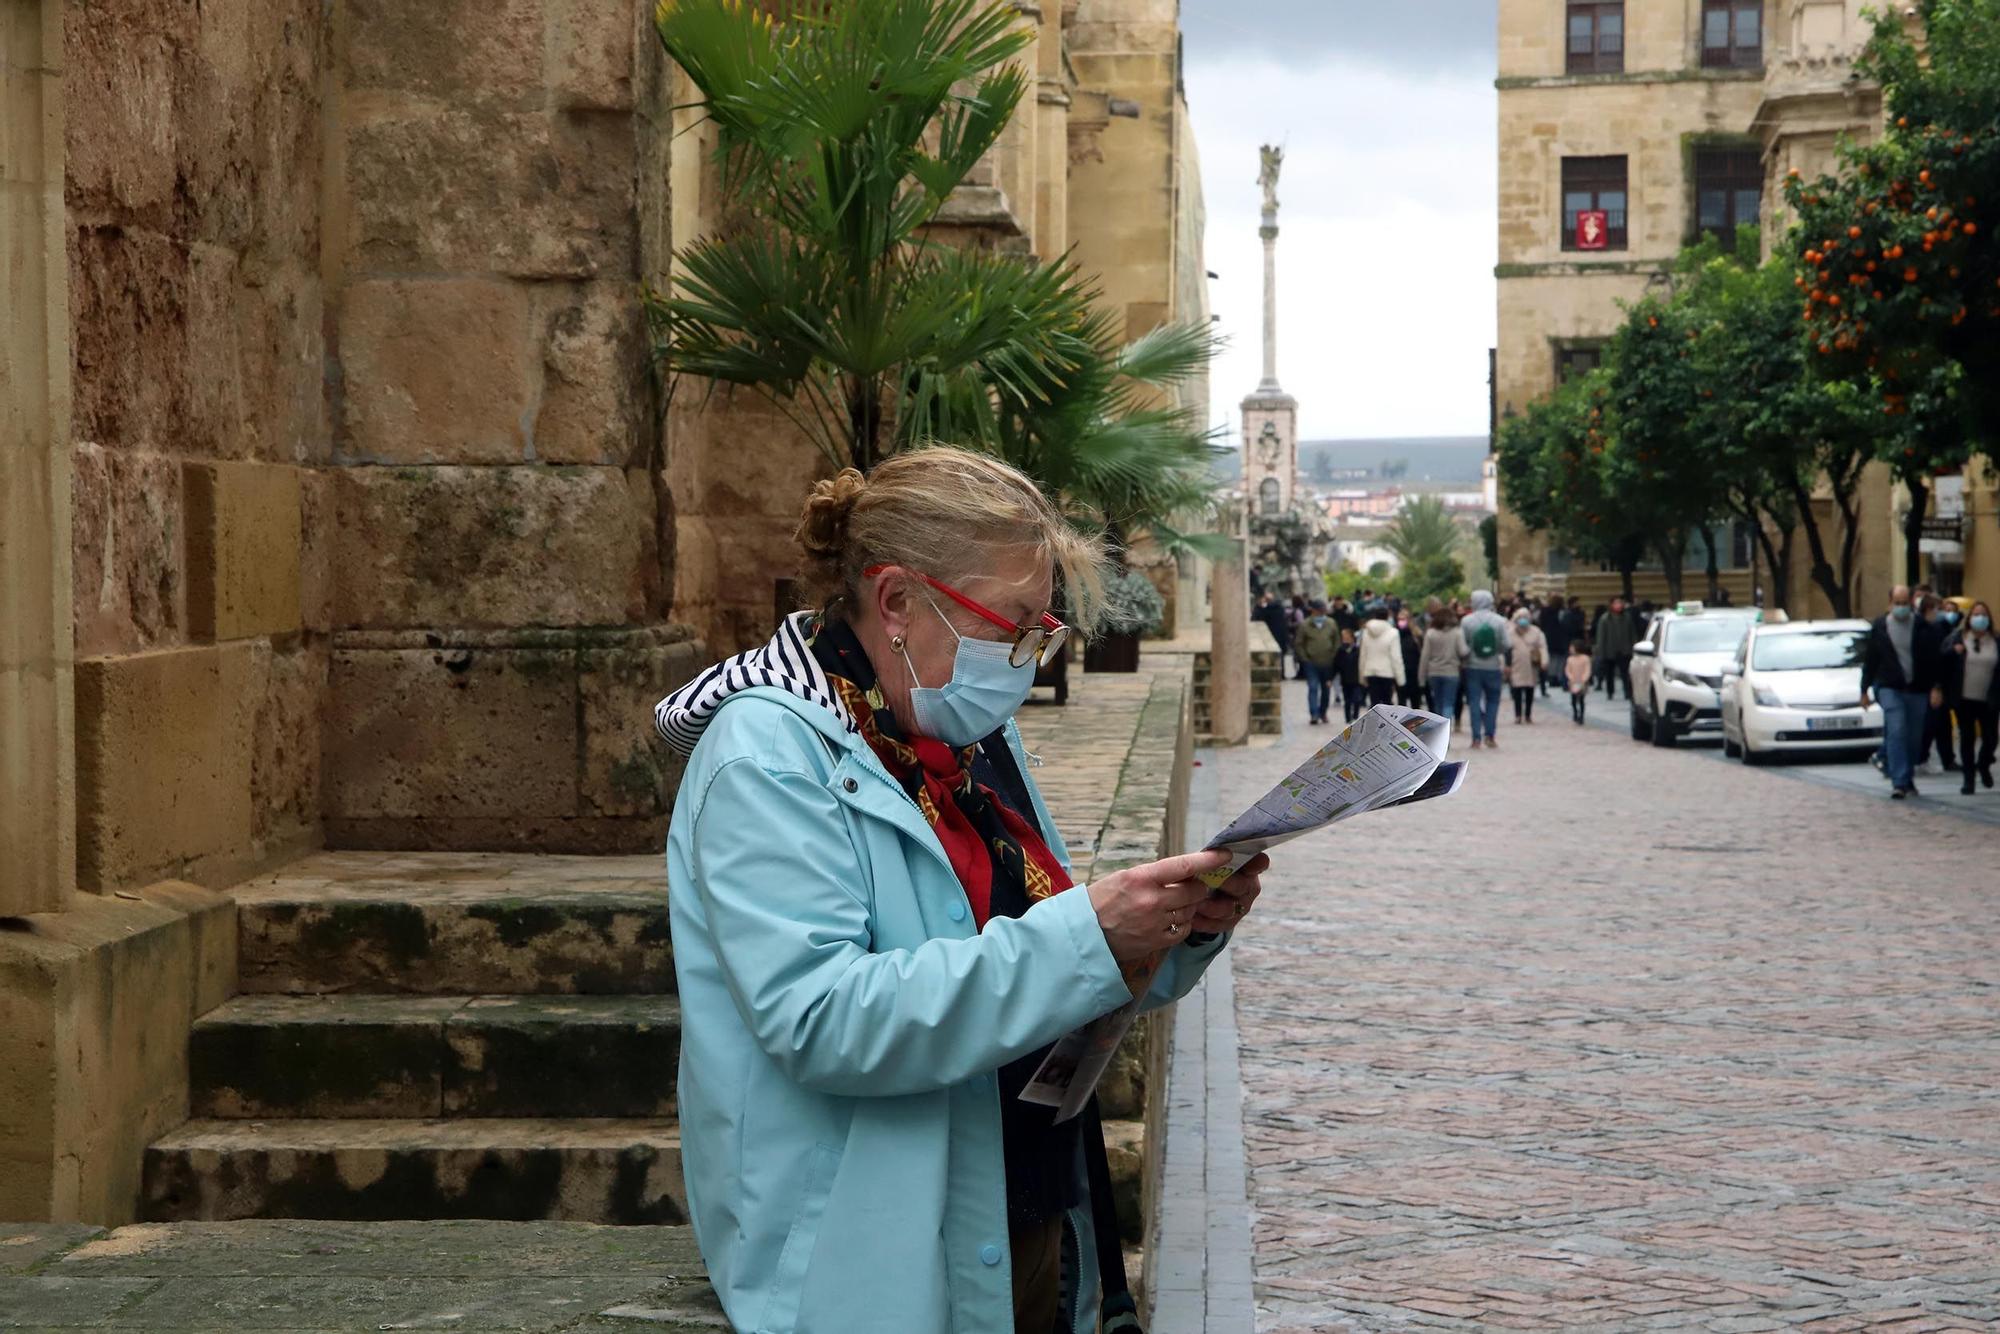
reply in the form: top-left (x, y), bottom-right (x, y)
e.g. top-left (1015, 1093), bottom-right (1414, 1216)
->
top-left (1806, 715), bottom-right (1862, 731)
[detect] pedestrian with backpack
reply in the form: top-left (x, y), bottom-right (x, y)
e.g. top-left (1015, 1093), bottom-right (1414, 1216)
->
top-left (1459, 589), bottom-right (1510, 749)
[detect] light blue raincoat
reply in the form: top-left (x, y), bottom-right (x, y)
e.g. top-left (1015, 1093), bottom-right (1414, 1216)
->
top-left (662, 648), bottom-right (1226, 1334)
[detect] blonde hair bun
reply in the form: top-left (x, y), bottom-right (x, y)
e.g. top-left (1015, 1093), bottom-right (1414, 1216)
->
top-left (797, 468), bottom-right (867, 568)
top-left (790, 446), bottom-right (1107, 631)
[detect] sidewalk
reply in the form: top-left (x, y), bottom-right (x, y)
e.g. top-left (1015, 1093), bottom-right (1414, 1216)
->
top-left (0, 1220), bottom-right (725, 1331)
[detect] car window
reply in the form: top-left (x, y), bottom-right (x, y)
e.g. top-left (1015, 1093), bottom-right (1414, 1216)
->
top-left (1751, 630), bottom-right (1866, 671)
top-left (1661, 618), bottom-right (1753, 654)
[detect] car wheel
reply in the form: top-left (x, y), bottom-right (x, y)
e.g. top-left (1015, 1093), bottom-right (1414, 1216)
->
top-left (1630, 703), bottom-right (1653, 742)
top-left (1650, 693), bottom-right (1676, 748)
top-left (1741, 733), bottom-right (1767, 766)
top-left (1723, 730), bottom-right (1742, 758)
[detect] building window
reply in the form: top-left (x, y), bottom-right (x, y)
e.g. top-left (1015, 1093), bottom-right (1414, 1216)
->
top-left (1702, 0), bottom-right (1762, 68)
top-left (1561, 156), bottom-right (1628, 251)
top-left (1555, 344), bottom-right (1604, 384)
top-left (1259, 477), bottom-right (1281, 516)
top-left (1567, 2), bottom-right (1624, 74)
top-left (1694, 147), bottom-right (1763, 241)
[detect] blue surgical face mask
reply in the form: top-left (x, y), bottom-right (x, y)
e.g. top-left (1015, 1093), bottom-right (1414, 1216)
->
top-left (1974, 615), bottom-right (1992, 633)
top-left (1942, 610), bottom-right (1962, 626)
top-left (900, 596), bottom-right (1035, 746)
top-left (1892, 604), bottom-right (1914, 621)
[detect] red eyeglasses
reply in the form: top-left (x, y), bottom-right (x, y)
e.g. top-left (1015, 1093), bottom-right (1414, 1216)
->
top-left (865, 565), bottom-right (1071, 668)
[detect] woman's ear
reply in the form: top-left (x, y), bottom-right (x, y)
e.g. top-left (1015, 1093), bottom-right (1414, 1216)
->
top-left (872, 567), bottom-right (913, 641)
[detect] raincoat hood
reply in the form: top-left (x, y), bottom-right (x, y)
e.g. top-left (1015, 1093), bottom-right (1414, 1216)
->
top-left (654, 611), bottom-right (853, 756)
top-left (1470, 590), bottom-right (1496, 611)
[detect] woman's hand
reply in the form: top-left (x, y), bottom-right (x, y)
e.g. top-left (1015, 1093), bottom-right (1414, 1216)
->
top-left (1088, 850), bottom-right (1231, 964)
top-left (1191, 852), bottom-right (1268, 934)
top-left (1086, 850), bottom-right (1270, 963)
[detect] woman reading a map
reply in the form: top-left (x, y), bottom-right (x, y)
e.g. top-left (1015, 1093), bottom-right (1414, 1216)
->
top-left (653, 446), bottom-right (1267, 1334)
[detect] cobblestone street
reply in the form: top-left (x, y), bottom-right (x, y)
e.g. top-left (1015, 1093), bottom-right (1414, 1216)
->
top-left (1214, 681), bottom-right (2000, 1332)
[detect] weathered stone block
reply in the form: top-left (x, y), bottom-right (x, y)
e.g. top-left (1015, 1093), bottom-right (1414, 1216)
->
top-left (323, 625), bottom-right (699, 852)
top-left (325, 636), bottom-right (582, 822)
top-left (534, 282), bottom-right (645, 466)
top-left (70, 445), bottom-right (184, 659)
top-left (342, 108), bottom-right (637, 279)
top-left (184, 247), bottom-right (325, 463)
top-left (60, 0), bottom-right (180, 225)
top-left (249, 638), bottom-right (325, 854)
top-left (327, 466), bottom-right (655, 630)
top-left (68, 225), bottom-right (190, 453)
top-left (1102, 1118), bottom-right (1145, 1244)
top-left (443, 997), bottom-right (680, 1118)
top-left (184, 461), bottom-right (302, 640)
top-left (233, 857), bottom-right (671, 996)
top-left (343, 0), bottom-right (544, 104)
top-left (0, 883), bottom-right (233, 1225)
top-left (174, 0), bottom-right (325, 258)
top-left (337, 278), bottom-right (536, 465)
top-left (75, 644), bottom-right (256, 893)
top-left (579, 632), bottom-right (703, 819)
top-left (144, 1120), bottom-right (687, 1224)
top-left (190, 995), bottom-right (458, 1119)
top-left (551, 0), bottom-right (638, 110)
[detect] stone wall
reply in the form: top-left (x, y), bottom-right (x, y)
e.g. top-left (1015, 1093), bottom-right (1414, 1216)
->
top-left (1, 0), bottom-right (75, 916)
top-left (63, 0), bottom-right (330, 892)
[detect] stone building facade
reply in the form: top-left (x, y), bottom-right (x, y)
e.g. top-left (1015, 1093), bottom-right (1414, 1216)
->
top-left (1488, 0), bottom-right (1975, 613)
top-left (0, 0), bottom-right (1209, 1224)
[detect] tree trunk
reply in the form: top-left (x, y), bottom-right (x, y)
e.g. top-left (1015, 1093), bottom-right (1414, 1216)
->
top-left (1653, 532), bottom-right (1685, 602)
top-left (848, 375), bottom-right (885, 473)
top-left (1902, 472), bottom-right (1929, 587)
top-left (1699, 525), bottom-right (1721, 602)
top-left (1787, 473), bottom-right (1852, 619)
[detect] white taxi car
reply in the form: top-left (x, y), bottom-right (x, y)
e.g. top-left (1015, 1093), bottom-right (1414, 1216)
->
top-left (1629, 603), bottom-right (1759, 747)
top-left (1720, 619), bottom-right (1884, 764)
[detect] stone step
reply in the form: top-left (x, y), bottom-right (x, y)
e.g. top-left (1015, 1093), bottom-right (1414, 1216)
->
top-left (190, 994), bottom-right (681, 1119)
top-left (231, 851), bottom-right (669, 995)
top-left (143, 1119), bottom-right (686, 1226)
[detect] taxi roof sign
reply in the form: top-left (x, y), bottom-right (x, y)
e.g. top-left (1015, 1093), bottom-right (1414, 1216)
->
top-left (1674, 600), bottom-right (1705, 615)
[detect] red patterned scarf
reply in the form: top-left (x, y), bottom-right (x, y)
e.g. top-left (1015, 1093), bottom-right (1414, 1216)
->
top-left (822, 673), bottom-right (1074, 929)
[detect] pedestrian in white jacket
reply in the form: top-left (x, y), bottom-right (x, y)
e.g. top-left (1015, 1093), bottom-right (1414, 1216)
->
top-left (1358, 610), bottom-right (1405, 707)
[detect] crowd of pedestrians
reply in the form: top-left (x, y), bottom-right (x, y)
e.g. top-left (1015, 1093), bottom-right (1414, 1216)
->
top-left (1268, 586), bottom-right (1664, 747)
top-left (1862, 584), bottom-right (1996, 799)
top-left (1262, 581), bottom-right (1994, 799)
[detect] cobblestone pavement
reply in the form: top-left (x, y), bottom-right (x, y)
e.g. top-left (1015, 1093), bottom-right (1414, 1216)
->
top-left (1215, 681), bottom-right (2000, 1333)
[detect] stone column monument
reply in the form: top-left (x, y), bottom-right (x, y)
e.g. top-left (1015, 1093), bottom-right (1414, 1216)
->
top-left (1240, 145), bottom-right (1299, 521)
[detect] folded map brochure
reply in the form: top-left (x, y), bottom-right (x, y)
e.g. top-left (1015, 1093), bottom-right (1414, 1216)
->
top-left (1019, 704), bottom-right (1468, 1122)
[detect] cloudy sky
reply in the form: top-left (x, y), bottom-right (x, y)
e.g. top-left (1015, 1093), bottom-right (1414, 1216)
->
top-left (1178, 0), bottom-right (1499, 443)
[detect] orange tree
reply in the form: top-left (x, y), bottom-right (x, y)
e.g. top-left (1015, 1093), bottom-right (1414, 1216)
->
top-left (1784, 0), bottom-right (2000, 577)
top-left (1682, 237), bottom-right (1886, 616)
top-left (1496, 368), bottom-right (1651, 597)
top-left (1600, 286), bottom-right (1734, 601)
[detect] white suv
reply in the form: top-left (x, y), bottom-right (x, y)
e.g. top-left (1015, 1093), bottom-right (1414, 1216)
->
top-left (1629, 604), bottom-right (1759, 748)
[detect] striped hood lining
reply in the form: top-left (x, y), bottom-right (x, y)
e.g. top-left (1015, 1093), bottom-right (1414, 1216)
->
top-left (654, 611), bottom-right (856, 757)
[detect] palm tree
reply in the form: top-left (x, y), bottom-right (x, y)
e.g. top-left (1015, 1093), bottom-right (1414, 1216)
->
top-left (919, 313), bottom-right (1229, 558)
top-left (648, 0), bottom-right (1092, 474)
top-left (1382, 494), bottom-right (1466, 600)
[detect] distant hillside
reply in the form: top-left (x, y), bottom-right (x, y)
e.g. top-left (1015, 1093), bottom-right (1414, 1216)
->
top-left (1210, 436), bottom-right (1489, 486)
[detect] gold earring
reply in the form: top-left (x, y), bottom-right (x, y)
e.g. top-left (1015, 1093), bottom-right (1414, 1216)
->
top-left (891, 634), bottom-right (905, 653)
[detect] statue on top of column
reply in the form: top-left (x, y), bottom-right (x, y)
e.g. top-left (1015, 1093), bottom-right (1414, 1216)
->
top-left (1258, 144), bottom-right (1283, 212)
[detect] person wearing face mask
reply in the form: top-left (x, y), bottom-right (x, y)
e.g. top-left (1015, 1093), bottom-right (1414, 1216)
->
top-left (654, 448), bottom-right (1268, 1334)
top-left (1506, 608), bottom-right (1548, 724)
top-left (1860, 584), bottom-right (1946, 799)
top-left (1358, 607), bottom-right (1406, 707)
top-left (1941, 599), bottom-right (1997, 795)
top-left (1922, 597), bottom-right (1965, 775)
